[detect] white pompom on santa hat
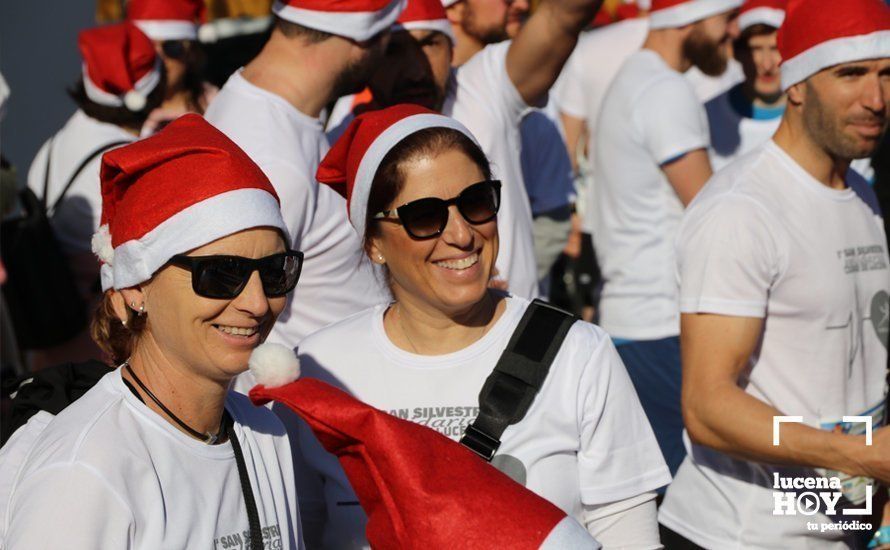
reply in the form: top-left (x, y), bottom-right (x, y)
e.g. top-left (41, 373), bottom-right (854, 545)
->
top-left (93, 114), bottom-right (289, 291)
top-left (737, 0), bottom-right (785, 33)
top-left (273, 0), bottom-right (407, 42)
top-left (649, 0), bottom-right (743, 29)
top-left (249, 364), bottom-right (601, 549)
top-left (316, 104), bottom-right (479, 243)
top-left (394, 0), bottom-right (455, 44)
top-left (778, 0), bottom-right (890, 91)
top-left (79, 23), bottom-right (163, 112)
top-left (127, 0), bottom-right (205, 41)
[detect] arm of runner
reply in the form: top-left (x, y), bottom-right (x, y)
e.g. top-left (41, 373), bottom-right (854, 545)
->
top-left (506, 0), bottom-right (603, 106)
top-left (661, 149), bottom-right (712, 206)
top-left (560, 112), bottom-right (586, 174)
top-left (582, 492), bottom-right (661, 549)
top-left (681, 312), bottom-right (890, 484)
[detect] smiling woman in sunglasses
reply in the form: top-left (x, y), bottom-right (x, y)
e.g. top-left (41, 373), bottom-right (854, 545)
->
top-left (1, 115), bottom-right (302, 549)
top-left (290, 105), bottom-right (672, 549)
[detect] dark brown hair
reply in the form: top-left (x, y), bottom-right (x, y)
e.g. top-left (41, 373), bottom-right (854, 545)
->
top-left (91, 292), bottom-right (147, 365)
top-left (274, 16), bottom-right (334, 44)
top-left (363, 126), bottom-right (492, 253)
top-left (734, 23), bottom-right (779, 53)
top-left (67, 71), bottom-right (167, 130)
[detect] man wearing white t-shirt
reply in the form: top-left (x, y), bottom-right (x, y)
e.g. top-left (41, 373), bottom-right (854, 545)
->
top-left (593, 0), bottom-right (740, 479)
top-left (358, 0), bottom-right (602, 299)
top-left (705, 0), bottom-right (785, 171)
top-left (205, 0), bottom-right (400, 350)
top-left (660, 0), bottom-right (890, 547)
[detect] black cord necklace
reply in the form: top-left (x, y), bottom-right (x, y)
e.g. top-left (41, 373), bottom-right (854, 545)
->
top-left (124, 363), bottom-right (224, 444)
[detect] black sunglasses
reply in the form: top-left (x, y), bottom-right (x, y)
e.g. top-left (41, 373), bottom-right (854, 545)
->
top-left (161, 40), bottom-right (191, 61)
top-left (373, 180), bottom-right (501, 240)
top-left (167, 250), bottom-right (304, 299)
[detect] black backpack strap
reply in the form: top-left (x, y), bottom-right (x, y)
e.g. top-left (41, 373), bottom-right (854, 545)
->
top-left (41, 137), bottom-right (54, 211)
top-left (48, 139), bottom-right (131, 216)
top-left (460, 299), bottom-right (578, 461)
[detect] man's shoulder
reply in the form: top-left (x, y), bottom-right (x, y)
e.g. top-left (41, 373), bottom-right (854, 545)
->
top-left (688, 146), bottom-right (783, 219)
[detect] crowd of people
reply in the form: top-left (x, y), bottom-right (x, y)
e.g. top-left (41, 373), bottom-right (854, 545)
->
top-left (0, 0), bottom-right (888, 548)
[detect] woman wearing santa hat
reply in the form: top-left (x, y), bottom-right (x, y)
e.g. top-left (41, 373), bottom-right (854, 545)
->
top-left (2, 115), bottom-right (303, 549)
top-left (127, 0), bottom-right (218, 135)
top-left (294, 104), bottom-right (672, 549)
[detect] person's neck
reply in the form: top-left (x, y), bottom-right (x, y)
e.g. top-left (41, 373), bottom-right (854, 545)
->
top-left (241, 31), bottom-right (344, 119)
top-left (451, 24), bottom-right (486, 67)
top-left (742, 82), bottom-right (786, 110)
top-left (125, 337), bottom-right (230, 438)
top-left (642, 30), bottom-right (691, 73)
top-left (773, 116), bottom-right (850, 190)
top-left (388, 291), bottom-right (505, 355)
top-left (161, 87), bottom-right (193, 112)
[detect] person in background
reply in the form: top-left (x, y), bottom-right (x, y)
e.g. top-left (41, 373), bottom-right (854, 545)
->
top-left (660, 0), bottom-right (890, 547)
top-left (128, 0), bottom-right (218, 135)
top-left (297, 104), bottom-right (670, 549)
top-left (704, 0), bottom-right (785, 171)
top-left (592, 0), bottom-right (740, 480)
top-left (2, 115), bottom-right (303, 549)
top-left (206, 0), bottom-right (399, 356)
top-left (26, 23), bottom-right (165, 369)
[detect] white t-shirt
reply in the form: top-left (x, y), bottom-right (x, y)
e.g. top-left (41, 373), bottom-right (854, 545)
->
top-left (705, 84), bottom-right (783, 172)
top-left (685, 59), bottom-right (745, 103)
top-left (660, 141), bottom-right (889, 548)
top-left (0, 369), bottom-right (302, 549)
top-left (592, 49), bottom-right (710, 340)
top-left (26, 110), bottom-right (134, 255)
top-left (446, 42), bottom-right (539, 299)
top-left (554, 18), bottom-right (649, 234)
top-left (293, 295), bottom-right (671, 548)
top-left (205, 72), bottom-right (386, 349)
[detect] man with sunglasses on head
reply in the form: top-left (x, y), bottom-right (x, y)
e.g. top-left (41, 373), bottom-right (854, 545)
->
top-left (205, 0), bottom-right (403, 356)
top-left (660, 0), bottom-right (890, 547)
top-left (127, 0), bottom-right (218, 136)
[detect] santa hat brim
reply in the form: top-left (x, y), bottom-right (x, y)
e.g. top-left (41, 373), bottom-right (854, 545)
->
top-left (108, 188), bottom-right (289, 289)
top-left (273, 0), bottom-right (405, 42)
top-left (737, 7), bottom-right (784, 33)
top-left (781, 30), bottom-right (890, 90)
top-left (649, 0), bottom-right (742, 29)
top-left (134, 20), bottom-right (198, 41)
top-left (393, 19), bottom-right (455, 44)
top-left (82, 58), bottom-right (163, 110)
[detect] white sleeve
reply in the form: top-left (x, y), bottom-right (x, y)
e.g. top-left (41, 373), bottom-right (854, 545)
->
top-left (576, 330), bottom-right (672, 504)
top-left (257, 159), bottom-right (317, 251)
top-left (633, 77), bottom-right (709, 165)
top-left (676, 194), bottom-right (783, 317)
top-left (6, 463), bottom-right (134, 548)
top-left (458, 41), bottom-right (530, 126)
top-left (552, 49), bottom-right (586, 120)
top-left (582, 492), bottom-right (662, 549)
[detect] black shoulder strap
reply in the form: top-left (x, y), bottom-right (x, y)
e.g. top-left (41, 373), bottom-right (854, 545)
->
top-left (48, 140), bottom-right (131, 215)
top-left (460, 299), bottom-right (578, 461)
top-left (41, 137), bottom-right (54, 211)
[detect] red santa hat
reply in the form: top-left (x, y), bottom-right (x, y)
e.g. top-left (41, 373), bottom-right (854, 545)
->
top-left (649, 0), bottom-right (743, 29)
top-left (778, 0), bottom-right (890, 90)
top-left (247, 344), bottom-right (601, 549)
top-left (737, 0), bottom-right (785, 32)
top-left (93, 114), bottom-right (288, 291)
top-left (78, 23), bottom-right (163, 112)
top-left (273, 0), bottom-right (406, 42)
top-left (317, 104), bottom-right (479, 243)
top-left (127, 0), bottom-right (205, 41)
top-left (395, 0), bottom-right (455, 44)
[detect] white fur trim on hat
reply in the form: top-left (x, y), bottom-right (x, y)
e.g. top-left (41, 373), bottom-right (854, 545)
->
top-left (91, 224), bottom-right (115, 265)
top-left (134, 20), bottom-right (199, 41)
top-left (393, 19), bottom-right (455, 44)
top-left (738, 7), bottom-right (784, 32)
top-left (539, 517), bottom-right (601, 549)
top-left (249, 343), bottom-right (301, 387)
top-left (82, 58), bottom-right (163, 110)
top-left (781, 30), bottom-right (890, 90)
top-left (649, 0), bottom-right (743, 29)
top-left (109, 188), bottom-right (290, 289)
top-left (273, 0), bottom-right (405, 42)
top-left (349, 113), bottom-right (479, 243)
top-left (198, 16), bottom-right (273, 43)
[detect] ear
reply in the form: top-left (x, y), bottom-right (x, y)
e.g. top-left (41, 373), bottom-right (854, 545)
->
top-left (367, 236), bottom-right (387, 265)
top-left (786, 81), bottom-right (806, 106)
top-left (118, 286), bottom-right (147, 316)
top-left (445, 2), bottom-right (464, 25)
